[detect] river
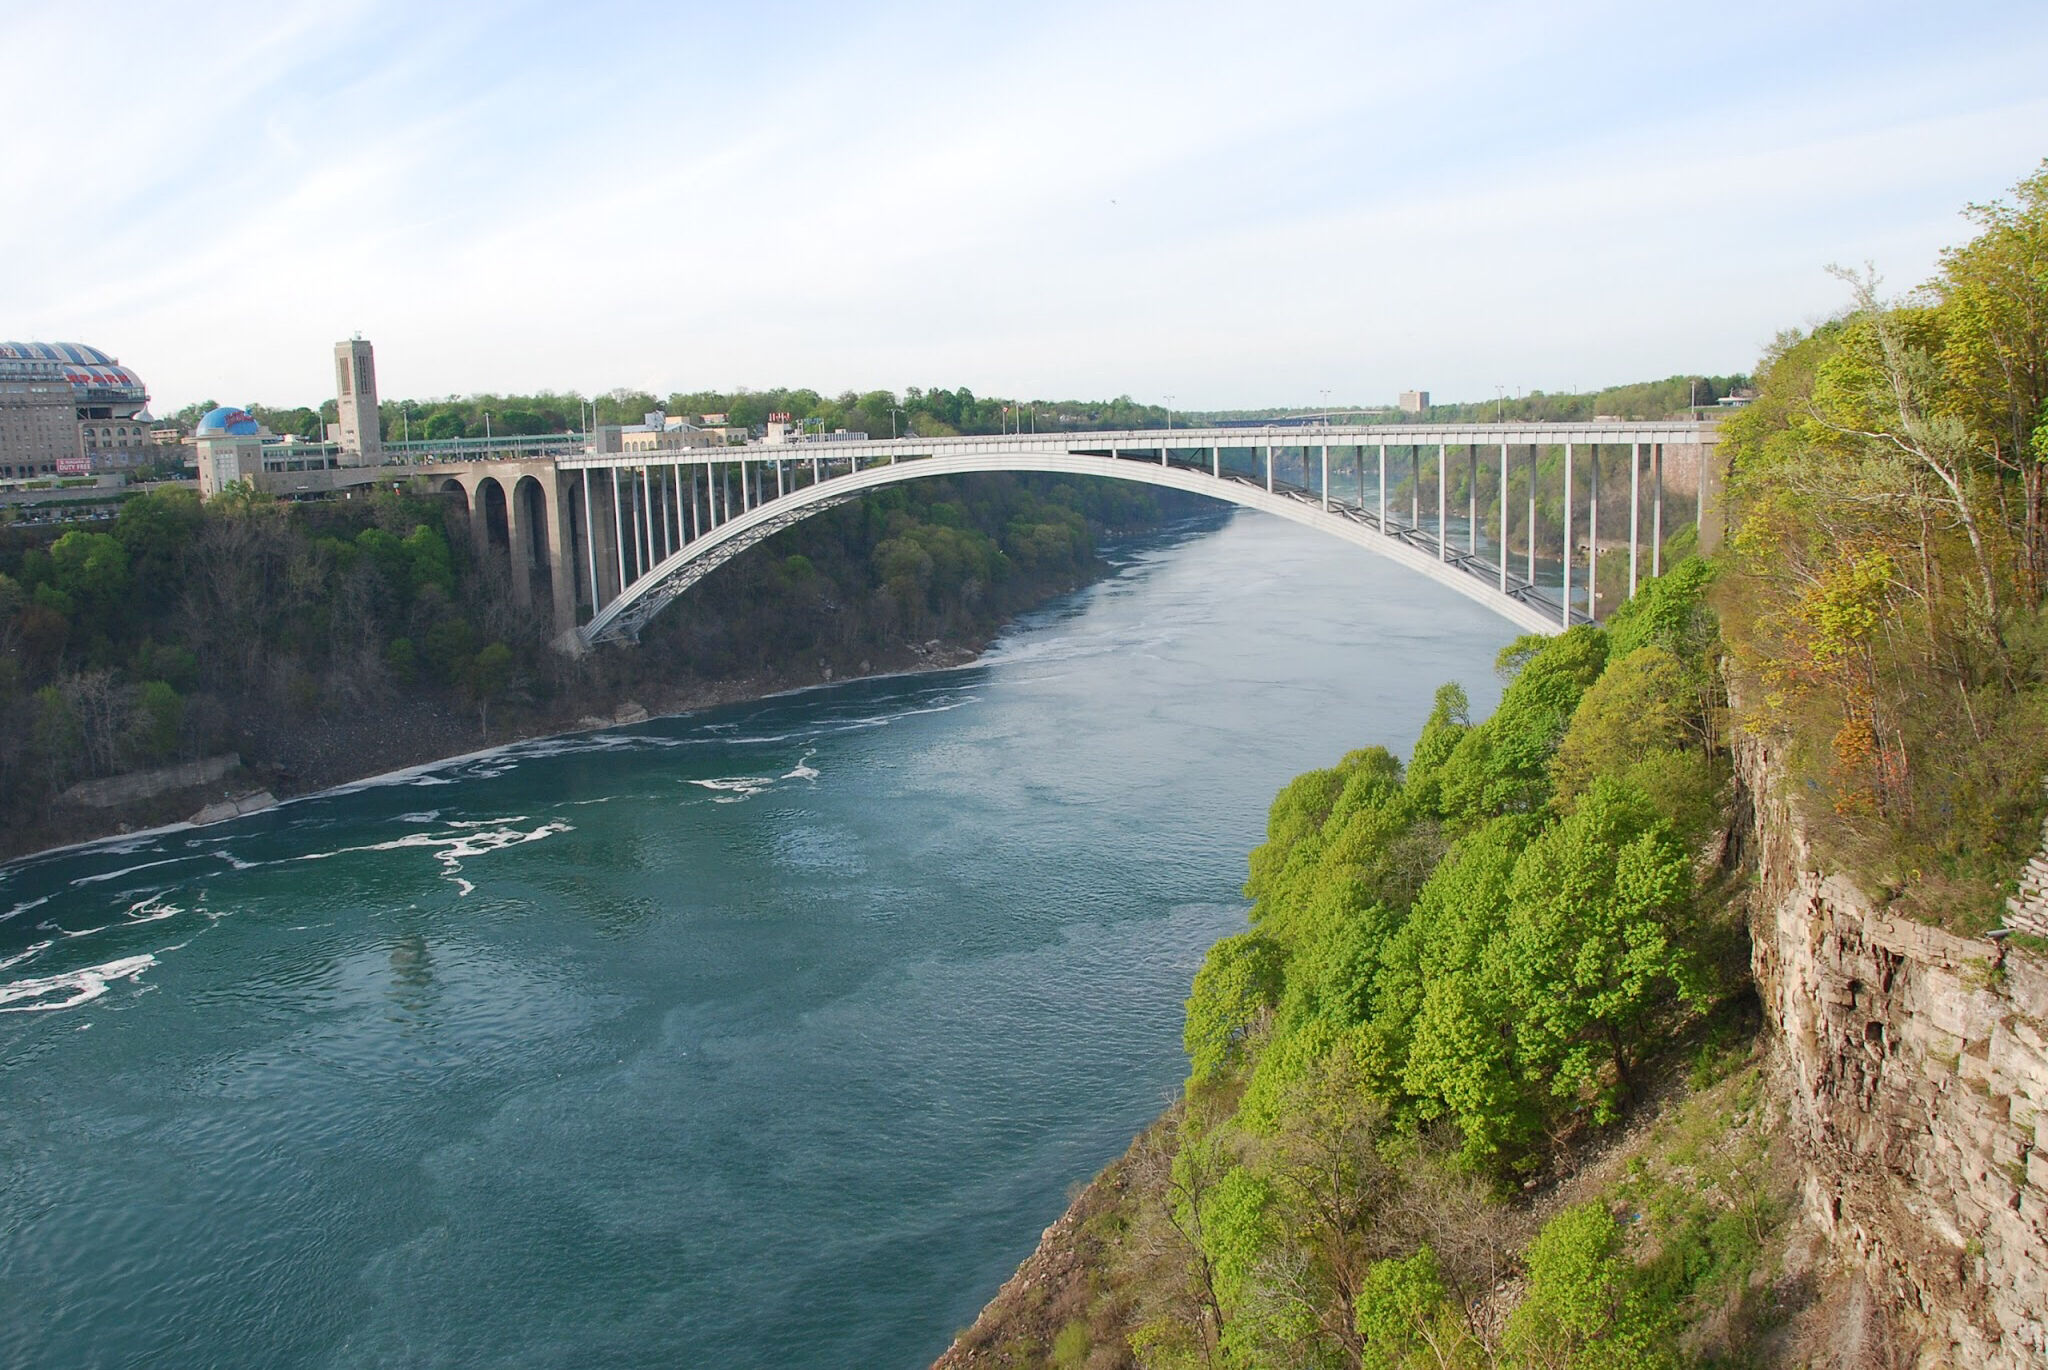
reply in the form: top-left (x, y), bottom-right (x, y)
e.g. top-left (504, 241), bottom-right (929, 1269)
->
top-left (0, 509), bottom-right (1510, 1367)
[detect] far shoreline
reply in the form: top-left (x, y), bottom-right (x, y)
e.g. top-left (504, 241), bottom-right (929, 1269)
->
top-left (0, 641), bottom-right (990, 873)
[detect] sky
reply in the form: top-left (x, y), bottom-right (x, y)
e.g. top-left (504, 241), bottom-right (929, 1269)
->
top-left (5, 1), bottom-right (2045, 414)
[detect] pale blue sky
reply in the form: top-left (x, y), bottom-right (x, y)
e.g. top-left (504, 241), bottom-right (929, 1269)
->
top-left (5, 1), bottom-right (2044, 412)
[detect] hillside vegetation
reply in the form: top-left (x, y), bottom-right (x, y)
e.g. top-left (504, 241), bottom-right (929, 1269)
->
top-left (1718, 162), bottom-right (2048, 928)
top-left (0, 472), bottom-right (1191, 856)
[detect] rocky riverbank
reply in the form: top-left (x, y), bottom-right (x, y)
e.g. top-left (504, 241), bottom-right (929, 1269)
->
top-left (0, 637), bottom-right (984, 865)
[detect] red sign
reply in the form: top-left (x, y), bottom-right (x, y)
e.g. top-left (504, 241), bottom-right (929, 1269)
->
top-left (56, 455), bottom-right (89, 475)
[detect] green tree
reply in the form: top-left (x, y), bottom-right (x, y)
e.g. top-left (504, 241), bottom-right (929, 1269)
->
top-left (464, 641), bottom-right (514, 736)
top-left (47, 530), bottom-right (131, 622)
top-left (1355, 1246), bottom-right (1481, 1370)
top-left (1434, 628), bottom-right (1609, 824)
top-left (1500, 780), bottom-right (1700, 1120)
top-left (1503, 1204), bottom-right (1673, 1370)
top-left (1185, 932), bottom-right (1286, 1084)
top-left (131, 681), bottom-right (183, 762)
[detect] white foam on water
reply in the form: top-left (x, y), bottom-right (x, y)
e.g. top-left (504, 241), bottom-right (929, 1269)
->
top-left (3, 895), bottom-right (51, 922)
top-left (53, 921), bottom-right (112, 940)
top-left (782, 750), bottom-right (821, 783)
top-left (215, 850), bottom-right (261, 870)
top-left (0, 953), bottom-right (156, 1014)
top-left (0, 940), bottom-right (53, 971)
top-left (394, 811), bottom-right (441, 824)
top-left (122, 896), bottom-right (181, 926)
top-left (687, 777), bottom-right (777, 803)
top-left (292, 819), bottom-right (572, 894)
top-left (71, 856), bottom-right (193, 887)
top-left (823, 696), bottom-right (976, 733)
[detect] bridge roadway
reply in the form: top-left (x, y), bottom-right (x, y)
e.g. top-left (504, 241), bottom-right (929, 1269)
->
top-left (414, 421), bottom-right (1719, 651)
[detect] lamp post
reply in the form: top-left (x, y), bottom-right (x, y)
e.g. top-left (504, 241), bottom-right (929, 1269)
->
top-left (889, 406), bottom-right (904, 439)
top-left (402, 401), bottom-right (410, 444)
top-left (1165, 394), bottom-right (1174, 432)
top-left (484, 411), bottom-right (492, 443)
top-left (1320, 388), bottom-right (1331, 423)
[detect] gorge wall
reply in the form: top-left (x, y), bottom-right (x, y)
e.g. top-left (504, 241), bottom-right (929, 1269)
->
top-left (1740, 733), bottom-right (2048, 1365)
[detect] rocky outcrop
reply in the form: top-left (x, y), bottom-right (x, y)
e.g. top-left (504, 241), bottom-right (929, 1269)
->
top-left (189, 790), bottom-right (276, 825)
top-left (1740, 733), bottom-right (2048, 1365)
top-left (59, 754), bottom-right (240, 808)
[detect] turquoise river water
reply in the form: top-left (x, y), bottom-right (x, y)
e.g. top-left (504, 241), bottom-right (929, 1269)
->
top-left (0, 510), bottom-right (1510, 1367)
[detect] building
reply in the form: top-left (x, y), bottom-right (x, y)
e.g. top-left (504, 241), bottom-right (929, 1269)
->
top-left (590, 411), bottom-right (718, 454)
top-left (0, 374), bottom-right (80, 480)
top-left (0, 341), bottom-right (152, 479)
top-left (191, 406), bottom-right (268, 498)
top-left (333, 337), bottom-right (382, 465)
top-left (1398, 389), bottom-right (1430, 415)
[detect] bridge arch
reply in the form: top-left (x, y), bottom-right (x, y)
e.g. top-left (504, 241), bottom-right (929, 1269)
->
top-left (575, 448), bottom-right (1574, 647)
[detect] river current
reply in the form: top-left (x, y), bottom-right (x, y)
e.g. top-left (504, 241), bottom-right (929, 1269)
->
top-left (0, 510), bottom-right (1509, 1367)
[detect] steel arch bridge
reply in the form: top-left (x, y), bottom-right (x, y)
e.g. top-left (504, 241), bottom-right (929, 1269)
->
top-left (530, 422), bottom-right (1716, 649)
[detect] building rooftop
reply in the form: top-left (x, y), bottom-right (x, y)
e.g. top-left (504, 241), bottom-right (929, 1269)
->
top-left (195, 406), bottom-right (262, 437)
top-left (0, 342), bottom-right (147, 409)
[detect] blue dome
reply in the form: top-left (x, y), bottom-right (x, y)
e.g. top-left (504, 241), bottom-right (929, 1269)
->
top-left (195, 406), bottom-right (260, 436)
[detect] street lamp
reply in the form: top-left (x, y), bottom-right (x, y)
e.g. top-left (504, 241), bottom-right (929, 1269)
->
top-left (1164, 394), bottom-right (1174, 431)
top-left (889, 406), bottom-right (905, 439)
top-left (1320, 389), bottom-right (1331, 423)
top-left (484, 411), bottom-right (492, 443)
top-left (401, 401), bottom-right (411, 444)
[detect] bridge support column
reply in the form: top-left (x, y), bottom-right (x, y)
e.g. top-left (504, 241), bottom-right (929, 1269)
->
top-left (634, 467), bottom-right (649, 575)
top-left (654, 467), bottom-right (668, 563)
top-left (505, 475), bottom-right (534, 612)
top-left (1320, 445), bottom-right (1329, 511)
top-left (1527, 446), bottom-right (1537, 587)
top-left (609, 468), bottom-right (628, 596)
top-left (1468, 446), bottom-right (1478, 556)
top-left (1561, 443), bottom-right (1573, 628)
top-left (1411, 449), bottom-right (1419, 530)
top-left (1652, 444), bottom-right (1664, 578)
top-left (1498, 442), bottom-right (1509, 593)
top-left (464, 476), bottom-right (490, 565)
top-left (581, 468), bottom-right (601, 613)
top-left (1629, 443), bottom-right (1640, 598)
top-left (1588, 449), bottom-right (1601, 621)
top-left (1212, 446), bottom-right (1220, 480)
top-left (1264, 446), bottom-right (1272, 493)
top-left (1437, 445), bottom-right (1447, 560)
top-left (545, 474), bottom-right (576, 640)
top-left (1377, 445), bottom-right (1387, 530)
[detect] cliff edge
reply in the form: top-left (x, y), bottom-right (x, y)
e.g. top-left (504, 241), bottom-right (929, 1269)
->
top-left (1740, 731), bottom-right (2048, 1365)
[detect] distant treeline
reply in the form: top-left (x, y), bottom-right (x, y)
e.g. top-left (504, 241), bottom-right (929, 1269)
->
top-left (176, 388), bottom-right (1176, 446)
top-left (171, 375), bottom-right (1748, 449)
top-left (1202, 374), bottom-right (1752, 427)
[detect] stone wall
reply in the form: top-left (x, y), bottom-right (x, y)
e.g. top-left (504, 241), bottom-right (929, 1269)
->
top-left (1739, 733), bottom-right (2048, 1364)
top-left (58, 754), bottom-right (239, 809)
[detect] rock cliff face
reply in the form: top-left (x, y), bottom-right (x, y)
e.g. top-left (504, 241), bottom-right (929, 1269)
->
top-left (1739, 734), bottom-right (2048, 1365)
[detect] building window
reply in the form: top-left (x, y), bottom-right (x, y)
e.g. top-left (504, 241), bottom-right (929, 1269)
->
top-left (337, 357), bottom-right (351, 396)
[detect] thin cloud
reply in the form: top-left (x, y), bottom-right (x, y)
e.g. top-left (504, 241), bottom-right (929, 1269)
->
top-left (4, 0), bottom-right (2042, 410)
